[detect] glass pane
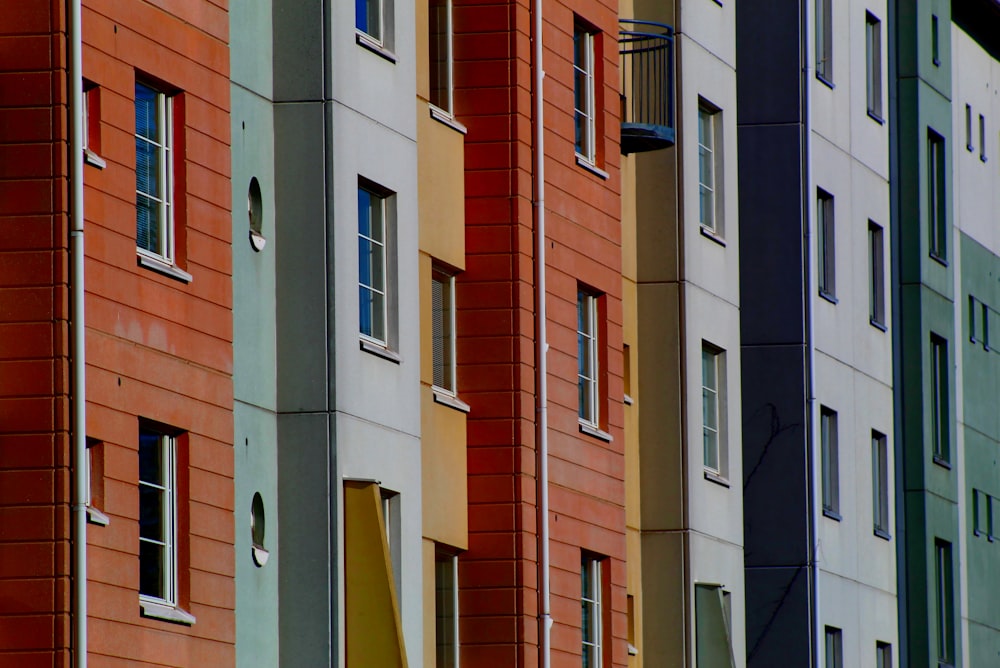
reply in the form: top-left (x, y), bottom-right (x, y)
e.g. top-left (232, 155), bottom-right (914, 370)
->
top-left (358, 188), bottom-right (372, 239)
top-left (136, 195), bottom-right (159, 253)
top-left (371, 291), bottom-right (385, 340)
top-left (359, 286), bottom-right (373, 336)
top-left (135, 138), bottom-right (159, 198)
top-left (139, 540), bottom-right (164, 599)
top-left (139, 431), bottom-right (162, 484)
top-left (139, 485), bottom-right (164, 540)
top-left (135, 84), bottom-right (158, 141)
top-left (358, 236), bottom-right (372, 286)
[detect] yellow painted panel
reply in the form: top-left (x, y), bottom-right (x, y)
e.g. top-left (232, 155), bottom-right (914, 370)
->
top-left (419, 253), bottom-right (433, 385)
top-left (421, 386), bottom-right (468, 549)
top-left (417, 110), bottom-right (466, 268)
top-left (344, 481), bottom-right (408, 668)
top-left (422, 540), bottom-right (436, 668)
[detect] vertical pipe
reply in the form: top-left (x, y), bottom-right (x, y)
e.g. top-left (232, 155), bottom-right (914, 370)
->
top-left (69, 0), bottom-right (88, 665)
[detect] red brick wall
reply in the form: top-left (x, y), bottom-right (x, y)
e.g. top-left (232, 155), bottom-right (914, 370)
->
top-left (456, 0), bottom-right (625, 663)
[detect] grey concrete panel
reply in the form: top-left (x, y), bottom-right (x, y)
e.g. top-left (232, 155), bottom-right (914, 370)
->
top-left (737, 123), bottom-right (805, 347)
top-left (231, 0), bottom-right (274, 97)
top-left (272, 0), bottom-right (326, 102)
top-left (274, 101), bottom-right (331, 414)
top-left (735, 1), bottom-right (802, 127)
top-left (741, 344), bottom-right (809, 568)
top-left (744, 565), bottom-right (812, 668)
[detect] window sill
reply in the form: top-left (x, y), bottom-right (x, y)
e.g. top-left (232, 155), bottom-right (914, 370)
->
top-left (703, 470), bottom-right (730, 488)
top-left (822, 508), bottom-right (842, 522)
top-left (818, 290), bottom-right (838, 305)
top-left (137, 252), bottom-right (193, 283)
top-left (870, 318), bottom-right (887, 333)
top-left (867, 110), bottom-right (885, 125)
top-left (86, 506), bottom-right (110, 526)
top-left (429, 106), bottom-right (467, 134)
top-left (140, 598), bottom-right (196, 626)
top-left (356, 32), bottom-right (396, 63)
top-left (933, 58), bottom-right (941, 68)
top-left (700, 226), bottom-right (726, 247)
top-left (929, 252), bottom-right (949, 268)
top-left (873, 527), bottom-right (892, 541)
top-left (967, 144), bottom-right (975, 153)
top-left (252, 544), bottom-right (270, 567)
top-left (359, 338), bottom-right (401, 364)
top-left (84, 149), bottom-right (106, 169)
top-left (816, 74), bottom-right (835, 90)
top-left (932, 454), bottom-right (952, 470)
top-left (579, 420), bottom-right (612, 442)
top-left (981, 155), bottom-right (989, 164)
top-left (575, 155), bottom-right (609, 180)
top-left (623, 393), bottom-right (634, 406)
top-left (433, 388), bottom-right (471, 413)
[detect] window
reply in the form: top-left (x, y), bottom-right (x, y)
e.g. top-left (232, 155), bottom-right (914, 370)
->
top-left (702, 345), bottom-right (725, 475)
top-left (817, 189), bottom-right (835, 300)
top-left (932, 15), bottom-right (941, 66)
top-left (966, 104), bottom-right (974, 152)
top-left (935, 540), bottom-right (954, 667)
top-left (695, 584), bottom-right (736, 667)
top-left (435, 549), bottom-right (459, 668)
top-left (135, 82), bottom-right (175, 263)
top-left (869, 222), bottom-right (885, 327)
top-left (821, 406), bottom-right (839, 518)
top-left (973, 489), bottom-right (995, 540)
top-left (359, 184), bottom-right (390, 346)
top-left (574, 23), bottom-right (597, 163)
top-left (866, 13), bottom-right (882, 119)
top-left (356, 0), bottom-right (385, 44)
top-left (139, 428), bottom-right (177, 605)
top-left (931, 334), bottom-right (949, 464)
top-left (429, 0), bottom-right (454, 114)
top-left (816, 0), bottom-right (833, 82)
top-left (432, 269), bottom-right (457, 393)
top-left (928, 129), bottom-right (947, 260)
top-left (698, 103), bottom-right (722, 233)
top-left (876, 642), bottom-right (892, 668)
top-left (824, 626), bottom-right (843, 668)
top-left (578, 289), bottom-right (600, 427)
top-left (980, 114), bottom-right (987, 162)
top-left (86, 439), bottom-right (109, 526)
top-left (872, 431), bottom-right (890, 537)
top-left (581, 555), bottom-right (603, 668)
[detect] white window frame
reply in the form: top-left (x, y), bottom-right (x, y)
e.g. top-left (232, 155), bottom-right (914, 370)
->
top-left (698, 103), bottom-right (722, 233)
top-left (573, 24), bottom-right (597, 164)
top-left (581, 555), bottom-right (603, 668)
top-left (135, 82), bottom-right (175, 264)
top-left (702, 345), bottom-right (723, 474)
top-left (357, 0), bottom-right (384, 45)
top-left (865, 12), bottom-right (882, 119)
top-left (435, 549), bottom-right (460, 668)
top-left (821, 406), bottom-right (839, 517)
top-left (429, 0), bottom-right (454, 116)
top-left (359, 184), bottom-right (390, 347)
top-left (872, 430), bottom-right (890, 537)
top-left (138, 428), bottom-right (177, 607)
top-left (432, 269), bottom-right (457, 394)
top-left (817, 189), bottom-right (835, 299)
top-left (577, 290), bottom-right (599, 427)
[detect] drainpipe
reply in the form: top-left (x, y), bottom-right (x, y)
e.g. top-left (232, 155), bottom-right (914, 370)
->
top-left (532, 0), bottom-right (551, 663)
top-left (69, 0), bottom-right (88, 665)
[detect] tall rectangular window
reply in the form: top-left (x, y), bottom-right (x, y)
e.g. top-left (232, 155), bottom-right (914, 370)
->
top-left (581, 556), bottom-right (603, 668)
top-left (702, 345), bottom-right (724, 474)
top-left (356, 0), bottom-right (384, 44)
top-left (139, 428), bottom-right (177, 605)
top-left (824, 626), bottom-right (843, 668)
top-left (869, 222), bottom-right (885, 327)
top-left (435, 550), bottom-right (459, 668)
top-left (980, 114), bottom-right (987, 162)
top-left (935, 540), bottom-right (954, 666)
top-left (872, 431), bottom-right (890, 537)
top-left (359, 185), bottom-right (389, 346)
top-left (966, 104), bottom-right (974, 151)
top-left (932, 15), bottom-right (941, 66)
top-left (928, 129), bottom-right (947, 260)
top-left (821, 406), bottom-right (839, 517)
top-left (135, 83), bottom-right (174, 262)
top-left (818, 189), bottom-right (835, 299)
top-left (866, 13), bottom-right (882, 118)
top-left (574, 24), bottom-right (597, 163)
top-left (816, 0), bottom-right (833, 82)
top-left (432, 269), bottom-right (456, 393)
top-left (698, 103), bottom-right (722, 233)
top-left (429, 0), bottom-right (453, 114)
top-left (578, 289), bottom-right (599, 426)
top-left (931, 334), bottom-right (949, 463)
top-left (876, 642), bottom-right (892, 668)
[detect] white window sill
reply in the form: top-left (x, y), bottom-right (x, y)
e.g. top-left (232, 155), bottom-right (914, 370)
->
top-left (623, 393), bottom-right (634, 406)
top-left (140, 598), bottom-right (196, 626)
top-left (700, 225), bottom-right (726, 247)
top-left (575, 155), bottom-right (609, 180)
top-left (86, 506), bottom-right (110, 526)
top-left (137, 252), bottom-right (193, 283)
top-left (84, 149), bottom-right (106, 169)
top-left (429, 106), bottom-right (467, 134)
top-left (356, 31), bottom-right (396, 63)
top-left (578, 420), bottom-right (612, 442)
top-left (433, 388), bottom-right (470, 413)
top-left (359, 338), bottom-right (401, 364)
top-left (703, 470), bottom-right (730, 488)
top-left (252, 544), bottom-right (270, 567)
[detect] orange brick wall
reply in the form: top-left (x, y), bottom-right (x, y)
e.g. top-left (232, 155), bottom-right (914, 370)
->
top-left (456, 0), bottom-right (626, 663)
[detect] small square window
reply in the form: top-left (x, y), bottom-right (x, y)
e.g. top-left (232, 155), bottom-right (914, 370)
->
top-left (817, 189), bottom-right (835, 300)
top-left (821, 406), bottom-right (839, 517)
top-left (865, 13), bottom-right (882, 119)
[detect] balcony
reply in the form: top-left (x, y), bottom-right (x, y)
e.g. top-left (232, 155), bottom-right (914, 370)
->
top-left (619, 20), bottom-right (675, 154)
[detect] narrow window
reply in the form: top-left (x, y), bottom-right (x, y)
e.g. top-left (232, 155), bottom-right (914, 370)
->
top-left (698, 102), bottom-right (723, 233)
top-left (980, 114), bottom-right (987, 162)
top-left (135, 82), bottom-right (175, 262)
top-left (869, 222), bottom-right (885, 327)
top-left (432, 269), bottom-right (457, 393)
top-left (356, 0), bottom-right (384, 44)
top-left (932, 15), bottom-right (941, 66)
top-left (935, 540), bottom-right (954, 666)
top-left (359, 184), bottom-right (389, 346)
top-left (573, 23), bottom-right (597, 163)
top-left (581, 556), bottom-right (604, 667)
top-left (931, 334), bottom-right (949, 464)
top-left (702, 345), bottom-right (724, 474)
top-left (973, 488), bottom-right (982, 536)
top-left (928, 129), bottom-right (947, 261)
top-left (821, 407), bottom-right (839, 518)
top-left (435, 549), bottom-right (460, 668)
top-left (876, 642), bottom-right (892, 668)
top-left (428, 0), bottom-right (454, 114)
top-left (866, 13), bottom-right (882, 119)
top-left (817, 189), bottom-right (836, 299)
top-left (577, 289), bottom-right (600, 427)
top-left (696, 584), bottom-right (737, 666)
top-left (816, 0), bottom-right (833, 82)
top-left (139, 428), bottom-right (177, 605)
top-left (988, 493), bottom-right (995, 541)
top-left (966, 104), bottom-right (974, 152)
top-left (872, 431), bottom-right (890, 537)
top-left (824, 626), bottom-right (843, 668)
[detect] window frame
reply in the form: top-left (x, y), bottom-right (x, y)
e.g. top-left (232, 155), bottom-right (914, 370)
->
top-left (865, 12), bottom-right (882, 120)
top-left (821, 406), bottom-right (840, 519)
top-left (698, 101), bottom-right (723, 235)
top-left (573, 22), bottom-right (598, 165)
top-left (356, 0), bottom-right (385, 46)
top-left (935, 539), bottom-right (955, 667)
top-left (577, 289), bottom-right (600, 429)
top-left (435, 549), bottom-right (460, 668)
top-left (581, 555), bottom-right (604, 668)
top-left (876, 641), bottom-right (892, 668)
top-left (428, 0), bottom-right (454, 117)
top-left (815, 0), bottom-right (833, 84)
top-left (869, 221), bottom-right (885, 328)
top-left (928, 129), bottom-right (947, 262)
top-left (135, 82), bottom-right (176, 265)
top-left (358, 182), bottom-right (393, 349)
top-left (872, 430), bottom-right (890, 538)
top-left (824, 626), bottom-right (843, 668)
top-left (701, 345), bottom-right (724, 475)
top-left (138, 428), bottom-right (178, 607)
top-left (817, 188), bottom-right (836, 301)
top-left (432, 268), bottom-right (457, 395)
top-left (980, 114), bottom-right (988, 162)
top-left (930, 334), bottom-right (950, 465)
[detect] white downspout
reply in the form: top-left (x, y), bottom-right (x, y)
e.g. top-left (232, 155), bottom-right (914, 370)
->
top-left (69, 0), bottom-right (88, 665)
top-left (533, 0), bottom-right (551, 664)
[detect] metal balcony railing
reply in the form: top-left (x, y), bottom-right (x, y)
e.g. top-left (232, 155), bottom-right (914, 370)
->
top-left (619, 20), bottom-right (675, 154)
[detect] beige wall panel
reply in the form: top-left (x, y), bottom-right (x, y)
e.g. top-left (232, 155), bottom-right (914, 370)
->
top-left (639, 531), bottom-right (686, 666)
top-left (418, 112), bottom-right (467, 269)
top-left (421, 386), bottom-right (469, 549)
